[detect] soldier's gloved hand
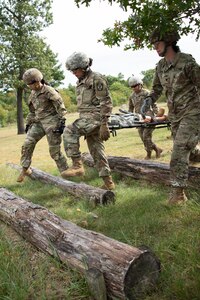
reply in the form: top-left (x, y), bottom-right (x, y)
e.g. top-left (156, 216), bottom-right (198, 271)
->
top-left (53, 119), bottom-right (66, 134)
top-left (99, 123), bottom-right (110, 141)
top-left (25, 124), bottom-right (30, 133)
top-left (58, 119), bottom-right (66, 134)
top-left (140, 97), bottom-right (153, 117)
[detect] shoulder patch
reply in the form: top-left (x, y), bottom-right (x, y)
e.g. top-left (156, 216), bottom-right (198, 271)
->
top-left (97, 82), bottom-right (104, 91)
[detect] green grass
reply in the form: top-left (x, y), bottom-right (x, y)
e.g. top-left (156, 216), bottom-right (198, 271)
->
top-left (0, 108), bottom-right (200, 299)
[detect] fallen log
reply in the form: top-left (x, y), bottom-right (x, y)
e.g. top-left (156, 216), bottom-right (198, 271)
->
top-left (0, 188), bottom-right (160, 300)
top-left (7, 163), bottom-right (115, 206)
top-left (82, 153), bottom-right (200, 189)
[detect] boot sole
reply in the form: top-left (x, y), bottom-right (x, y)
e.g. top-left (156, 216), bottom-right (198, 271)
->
top-left (61, 172), bottom-right (85, 178)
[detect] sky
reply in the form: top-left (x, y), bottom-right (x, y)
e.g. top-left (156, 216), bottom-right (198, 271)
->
top-left (41, 0), bottom-right (200, 87)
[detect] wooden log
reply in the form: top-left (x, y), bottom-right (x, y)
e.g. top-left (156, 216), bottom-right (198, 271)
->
top-left (85, 268), bottom-right (107, 300)
top-left (7, 163), bottom-right (115, 206)
top-left (82, 153), bottom-right (200, 189)
top-left (0, 188), bottom-right (160, 300)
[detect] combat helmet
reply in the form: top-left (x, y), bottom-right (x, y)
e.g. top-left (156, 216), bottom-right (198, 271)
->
top-left (23, 68), bottom-right (43, 84)
top-left (128, 75), bottom-right (143, 87)
top-left (149, 28), bottom-right (180, 45)
top-left (65, 52), bottom-right (90, 71)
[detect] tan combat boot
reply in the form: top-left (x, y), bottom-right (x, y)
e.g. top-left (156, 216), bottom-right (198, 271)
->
top-left (154, 145), bottom-right (163, 158)
top-left (61, 157), bottom-right (85, 178)
top-left (168, 187), bottom-right (188, 205)
top-left (101, 176), bottom-right (115, 190)
top-left (144, 151), bottom-right (152, 160)
top-left (17, 167), bottom-right (32, 183)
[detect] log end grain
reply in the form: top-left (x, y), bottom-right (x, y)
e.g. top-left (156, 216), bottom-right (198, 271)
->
top-left (124, 250), bottom-right (161, 300)
top-left (100, 190), bottom-right (116, 206)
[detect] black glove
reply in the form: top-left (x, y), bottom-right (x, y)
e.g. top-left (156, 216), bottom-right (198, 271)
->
top-left (25, 124), bottom-right (30, 133)
top-left (140, 97), bottom-right (153, 117)
top-left (53, 119), bottom-right (66, 134)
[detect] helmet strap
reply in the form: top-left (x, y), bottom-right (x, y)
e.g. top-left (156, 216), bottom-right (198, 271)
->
top-left (159, 42), bottom-right (170, 57)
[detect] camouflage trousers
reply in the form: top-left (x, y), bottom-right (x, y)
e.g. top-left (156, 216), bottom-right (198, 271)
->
top-left (63, 117), bottom-right (111, 177)
top-left (137, 127), bottom-right (156, 152)
top-left (170, 114), bottom-right (200, 187)
top-left (20, 121), bottom-right (67, 173)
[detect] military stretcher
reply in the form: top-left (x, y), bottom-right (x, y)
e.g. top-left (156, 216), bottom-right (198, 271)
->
top-left (108, 110), bottom-right (171, 136)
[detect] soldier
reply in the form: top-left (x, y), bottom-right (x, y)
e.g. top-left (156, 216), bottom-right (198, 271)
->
top-left (142, 28), bottom-right (200, 204)
top-left (61, 52), bottom-right (115, 190)
top-left (128, 75), bottom-right (163, 159)
top-left (17, 68), bottom-right (68, 182)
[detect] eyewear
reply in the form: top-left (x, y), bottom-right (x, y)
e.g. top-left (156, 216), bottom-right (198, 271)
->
top-left (27, 80), bottom-right (37, 85)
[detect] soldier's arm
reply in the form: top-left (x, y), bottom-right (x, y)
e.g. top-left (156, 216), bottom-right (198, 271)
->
top-left (152, 102), bottom-right (159, 115)
top-left (128, 95), bottom-right (134, 113)
top-left (48, 89), bottom-right (67, 119)
top-left (185, 57), bottom-right (200, 91)
top-left (26, 99), bottom-right (36, 125)
top-left (149, 66), bottom-right (163, 103)
top-left (94, 76), bottom-right (112, 124)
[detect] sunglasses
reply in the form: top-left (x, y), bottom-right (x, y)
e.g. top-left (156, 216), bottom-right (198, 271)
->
top-left (132, 84), bottom-right (139, 88)
top-left (27, 80), bottom-right (37, 85)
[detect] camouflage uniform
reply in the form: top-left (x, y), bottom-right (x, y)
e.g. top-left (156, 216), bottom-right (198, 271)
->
top-left (150, 52), bottom-right (200, 187)
top-left (21, 84), bottom-right (68, 173)
top-left (63, 69), bottom-right (112, 177)
top-left (128, 88), bottom-right (159, 154)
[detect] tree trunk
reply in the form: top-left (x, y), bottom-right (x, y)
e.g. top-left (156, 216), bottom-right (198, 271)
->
top-left (82, 153), bottom-right (200, 189)
top-left (7, 163), bottom-right (115, 206)
top-left (0, 188), bottom-right (161, 300)
top-left (16, 86), bottom-right (25, 134)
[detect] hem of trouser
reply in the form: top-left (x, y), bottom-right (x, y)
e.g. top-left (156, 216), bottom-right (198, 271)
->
top-left (171, 184), bottom-right (187, 188)
top-left (99, 173), bottom-right (111, 178)
top-left (21, 165), bottom-right (31, 169)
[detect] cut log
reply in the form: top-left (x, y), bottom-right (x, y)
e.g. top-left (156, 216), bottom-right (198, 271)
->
top-left (7, 163), bottom-right (115, 206)
top-left (0, 188), bottom-right (160, 300)
top-left (82, 153), bottom-right (200, 189)
top-left (85, 268), bottom-right (107, 300)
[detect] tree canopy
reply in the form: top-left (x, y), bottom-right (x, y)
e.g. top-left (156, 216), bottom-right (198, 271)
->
top-left (74, 0), bottom-right (200, 50)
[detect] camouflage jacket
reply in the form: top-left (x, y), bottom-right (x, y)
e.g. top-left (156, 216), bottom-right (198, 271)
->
top-left (76, 69), bottom-right (113, 123)
top-left (149, 52), bottom-right (200, 121)
top-left (26, 84), bottom-right (67, 125)
top-left (128, 88), bottom-right (158, 116)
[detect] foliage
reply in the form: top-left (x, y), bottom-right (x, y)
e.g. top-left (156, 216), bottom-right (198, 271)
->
top-left (74, 0), bottom-right (200, 50)
top-left (59, 89), bottom-right (77, 113)
top-left (63, 84), bottom-right (77, 105)
top-left (0, 0), bottom-right (64, 133)
top-left (109, 81), bottom-right (130, 106)
top-left (0, 91), bottom-right (18, 126)
top-left (141, 69), bottom-right (155, 89)
top-left (0, 0), bottom-right (57, 89)
top-left (106, 72), bottom-right (127, 86)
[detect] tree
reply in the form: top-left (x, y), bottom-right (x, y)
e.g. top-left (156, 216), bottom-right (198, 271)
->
top-left (0, 0), bottom-right (64, 134)
top-left (106, 73), bottom-right (126, 86)
top-left (109, 81), bottom-right (130, 107)
top-left (74, 0), bottom-right (200, 50)
top-left (141, 69), bottom-right (155, 89)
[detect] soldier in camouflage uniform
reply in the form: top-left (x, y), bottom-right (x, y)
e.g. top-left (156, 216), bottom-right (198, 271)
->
top-left (143, 28), bottom-right (200, 204)
top-left (128, 75), bottom-right (163, 159)
top-left (61, 52), bottom-right (115, 190)
top-left (17, 68), bottom-right (68, 182)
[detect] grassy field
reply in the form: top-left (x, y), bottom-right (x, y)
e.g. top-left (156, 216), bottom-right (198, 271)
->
top-left (0, 108), bottom-right (200, 300)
